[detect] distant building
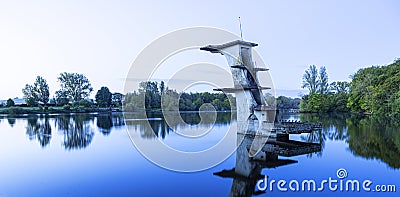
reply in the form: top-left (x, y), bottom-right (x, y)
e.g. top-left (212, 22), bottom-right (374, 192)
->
top-left (0, 97), bottom-right (26, 106)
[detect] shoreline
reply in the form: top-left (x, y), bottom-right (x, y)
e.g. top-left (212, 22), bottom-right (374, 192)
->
top-left (0, 106), bottom-right (120, 115)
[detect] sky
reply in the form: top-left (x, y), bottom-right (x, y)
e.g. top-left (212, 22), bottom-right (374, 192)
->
top-left (0, 0), bottom-right (399, 99)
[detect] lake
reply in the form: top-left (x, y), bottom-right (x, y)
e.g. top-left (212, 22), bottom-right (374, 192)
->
top-left (0, 112), bottom-right (398, 196)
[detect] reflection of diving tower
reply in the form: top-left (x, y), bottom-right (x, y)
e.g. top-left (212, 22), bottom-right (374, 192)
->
top-left (214, 134), bottom-right (321, 197)
top-left (201, 40), bottom-right (274, 136)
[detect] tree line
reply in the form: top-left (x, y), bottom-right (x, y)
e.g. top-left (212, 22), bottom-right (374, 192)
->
top-left (300, 58), bottom-right (400, 115)
top-left (1, 72), bottom-right (122, 108)
top-left (123, 81), bottom-right (235, 111)
top-left (124, 81), bottom-right (301, 112)
top-left (300, 65), bottom-right (349, 113)
top-left (265, 94), bottom-right (301, 109)
top-left (347, 59), bottom-right (400, 115)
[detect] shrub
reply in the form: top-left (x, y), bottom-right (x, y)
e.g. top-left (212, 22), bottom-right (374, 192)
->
top-left (79, 99), bottom-right (92, 108)
top-left (77, 106), bottom-right (85, 112)
top-left (6, 99), bottom-right (15, 107)
top-left (63, 105), bottom-right (71, 110)
top-left (4, 107), bottom-right (27, 114)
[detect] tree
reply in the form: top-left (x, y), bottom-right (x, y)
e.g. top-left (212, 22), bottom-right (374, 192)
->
top-left (302, 65), bottom-right (319, 94)
top-left (329, 81), bottom-right (350, 112)
top-left (33, 76), bottom-right (50, 104)
top-left (6, 98), bottom-right (15, 107)
top-left (112, 93), bottom-right (123, 107)
top-left (347, 59), bottom-right (400, 115)
top-left (22, 76), bottom-right (50, 106)
top-left (139, 81), bottom-right (160, 109)
top-left (57, 72), bottom-right (93, 102)
top-left (276, 96), bottom-right (301, 109)
top-left (160, 81), bottom-right (165, 95)
top-left (22, 84), bottom-right (38, 106)
top-left (95, 87), bottom-right (112, 107)
top-left (318, 66), bottom-right (329, 94)
top-left (123, 81), bottom-right (236, 112)
top-left (55, 90), bottom-right (70, 106)
top-left (300, 66), bottom-right (335, 112)
top-left (330, 81), bottom-right (349, 94)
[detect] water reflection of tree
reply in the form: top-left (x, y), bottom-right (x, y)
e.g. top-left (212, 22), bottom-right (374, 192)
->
top-left (346, 115), bottom-right (400, 169)
top-left (96, 113), bottom-right (126, 136)
top-left (111, 113), bottom-right (125, 127)
top-left (299, 113), bottom-right (350, 156)
top-left (26, 115), bottom-right (52, 147)
top-left (125, 112), bottom-right (232, 139)
top-left (97, 115), bottom-right (113, 135)
top-left (7, 117), bottom-right (16, 127)
top-left (128, 120), bottom-right (169, 139)
top-left (298, 113), bottom-right (400, 168)
top-left (55, 114), bottom-right (94, 150)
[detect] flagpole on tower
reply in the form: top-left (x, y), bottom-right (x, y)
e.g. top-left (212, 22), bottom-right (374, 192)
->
top-left (238, 17), bottom-right (243, 40)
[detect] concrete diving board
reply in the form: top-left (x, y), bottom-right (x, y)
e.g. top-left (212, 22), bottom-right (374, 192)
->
top-left (213, 86), bottom-right (271, 92)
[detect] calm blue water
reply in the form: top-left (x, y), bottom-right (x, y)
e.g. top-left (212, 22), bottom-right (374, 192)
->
top-left (0, 112), bottom-right (398, 197)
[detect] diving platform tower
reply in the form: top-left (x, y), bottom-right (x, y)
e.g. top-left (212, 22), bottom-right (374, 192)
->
top-left (200, 40), bottom-right (274, 136)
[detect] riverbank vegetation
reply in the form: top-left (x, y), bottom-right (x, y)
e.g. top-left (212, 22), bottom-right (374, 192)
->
top-left (5, 58), bottom-right (399, 116)
top-left (300, 65), bottom-right (350, 113)
top-left (0, 72), bottom-right (122, 114)
top-left (123, 81), bottom-right (236, 112)
top-left (301, 59), bottom-right (400, 115)
top-left (347, 59), bottom-right (400, 115)
top-left (123, 81), bottom-right (301, 112)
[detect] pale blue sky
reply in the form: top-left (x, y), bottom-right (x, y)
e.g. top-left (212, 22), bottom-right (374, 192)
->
top-left (0, 0), bottom-right (399, 99)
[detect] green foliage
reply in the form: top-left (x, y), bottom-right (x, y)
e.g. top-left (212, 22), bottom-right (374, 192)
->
top-left (22, 76), bottom-right (50, 105)
top-left (111, 93), bottom-right (123, 107)
top-left (318, 66), bottom-right (329, 94)
top-left (33, 76), bottom-right (50, 104)
top-left (71, 99), bottom-right (92, 109)
top-left (25, 97), bottom-right (38, 107)
top-left (276, 96), bottom-right (301, 109)
top-left (78, 99), bottom-right (93, 108)
top-left (55, 90), bottom-right (69, 106)
top-left (301, 93), bottom-right (329, 113)
top-left (22, 84), bottom-right (38, 106)
top-left (265, 93), bottom-right (300, 109)
top-left (140, 81), bottom-right (161, 110)
top-left (264, 93), bottom-right (276, 107)
top-left (57, 72), bottom-right (93, 102)
top-left (95, 87), bottom-right (112, 107)
top-left (301, 65), bottom-right (349, 113)
top-left (1, 106), bottom-right (27, 114)
top-left (63, 105), bottom-right (71, 110)
top-left (302, 65), bottom-right (319, 94)
top-left (6, 98), bottom-right (15, 107)
top-left (123, 81), bottom-right (235, 112)
top-left (348, 59), bottom-right (400, 115)
top-left (177, 92), bottom-right (232, 111)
